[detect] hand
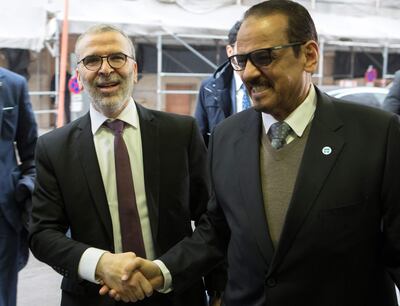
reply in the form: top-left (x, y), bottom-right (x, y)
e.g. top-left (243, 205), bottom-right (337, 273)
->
top-left (122, 257), bottom-right (164, 289)
top-left (101, 257), bottom-right (165, 301)
top-left (209, 296), bottom-right (222, 306)
top-left (96, 252), bottom-right (153, 303)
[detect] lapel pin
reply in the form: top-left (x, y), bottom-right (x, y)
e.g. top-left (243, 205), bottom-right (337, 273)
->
top-left (322, 146), bottom-right (332, 155)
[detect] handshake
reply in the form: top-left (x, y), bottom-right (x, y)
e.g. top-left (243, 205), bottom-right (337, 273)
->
top-left (95, 252), bottom-right (164, 303)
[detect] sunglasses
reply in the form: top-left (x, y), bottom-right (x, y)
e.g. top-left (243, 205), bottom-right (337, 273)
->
top-left (229, 42), bottom-right (305, 71)
top-left (78, 52), bottom-right (135, 71)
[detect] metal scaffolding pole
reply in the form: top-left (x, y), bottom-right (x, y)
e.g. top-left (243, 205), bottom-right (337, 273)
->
top-left (382, 43), bottom-right (389, 79)
top-left (166, 31), bottom-right (218, 70)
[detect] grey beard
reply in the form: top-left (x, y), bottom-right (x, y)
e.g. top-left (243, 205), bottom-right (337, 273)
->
top-left (82, 71), bottom-right (135, 117)
top-left (91, 93), bottom-right (131, 118)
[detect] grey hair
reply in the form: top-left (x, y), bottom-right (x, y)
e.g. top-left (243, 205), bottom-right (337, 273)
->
top-left (75, 24), bottom-right (135, 59)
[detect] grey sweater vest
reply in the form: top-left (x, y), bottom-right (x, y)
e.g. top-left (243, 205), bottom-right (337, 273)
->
top-left (260, 124), bottom-right (310, 247)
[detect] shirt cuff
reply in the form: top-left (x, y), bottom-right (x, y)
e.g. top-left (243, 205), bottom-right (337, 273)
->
top-left (153, 259), bottom-right (173, 293)
top-left (78, 247), bottom-right (108, 283)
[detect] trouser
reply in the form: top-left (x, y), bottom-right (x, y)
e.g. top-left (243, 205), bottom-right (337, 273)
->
top-left (0, 212), bottom-right (19, 306)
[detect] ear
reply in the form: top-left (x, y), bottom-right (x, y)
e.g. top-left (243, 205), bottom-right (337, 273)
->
top-left (76, 67), bottom-right (84, 90)
top-left (303, 40), bottom-right (319, 74)
top-left (226, 44), bottom-right (234, 57)
top-left (132, 61), bottom-right (138, 83)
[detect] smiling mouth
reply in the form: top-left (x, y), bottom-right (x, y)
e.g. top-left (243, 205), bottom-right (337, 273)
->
top-left (251, 85), bottom-right (270, 93)
top-left (97, 81), bottom-right (119, 88)
top-left (97, 82), bottom-right (120, 93)
top-left (249, 84), bottom-right (273, 99)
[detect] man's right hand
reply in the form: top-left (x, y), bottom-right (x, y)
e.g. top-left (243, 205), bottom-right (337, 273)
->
top-left (96, 252), bottom-right (154, 303)
top-left (99, 256), bottom-right (165, 302)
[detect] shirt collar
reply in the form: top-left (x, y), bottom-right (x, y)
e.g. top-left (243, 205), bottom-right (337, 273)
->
top-left (90, 97), bottom-right (138, 135)
top-left (234, 71), bottom-right (243, 92)
top-left (262, 84), bottom-right (317, 137)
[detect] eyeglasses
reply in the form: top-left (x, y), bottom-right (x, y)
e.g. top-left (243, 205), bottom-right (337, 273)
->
top-left (229, 42), bottom-right (305, 71)
top-left (77, 52), bottom-right (135, 71)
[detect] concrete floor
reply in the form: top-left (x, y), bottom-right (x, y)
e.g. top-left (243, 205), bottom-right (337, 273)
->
top-left (17, 252), bottom-right (61, 306)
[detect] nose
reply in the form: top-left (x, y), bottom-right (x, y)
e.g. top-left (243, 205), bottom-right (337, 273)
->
top-left (98, 57), bottom-right (113, 75)
top-left (241, 57), bottom-right (261, 84)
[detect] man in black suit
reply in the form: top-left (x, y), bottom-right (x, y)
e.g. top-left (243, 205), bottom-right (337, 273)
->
top-left (29, 24), bottom-right (223, 306)
top-left (0, 66), bottom-right (37, 306)
top-left (116, 1), bottom-right (400, 305)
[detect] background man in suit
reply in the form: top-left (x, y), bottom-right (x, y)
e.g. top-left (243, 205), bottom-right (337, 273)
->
top-left (194, 20), bottom-right (252, 146)
top-left (115, 1), bottom-right (400, 305)
top-left (383, 69), bottom-right (400, 115)
top-left (50, 69), bottom-right (72, 125)
top-left (0, 66), bottom-right (37, 306)
top-left (29, 24), bottom-right (224, 306)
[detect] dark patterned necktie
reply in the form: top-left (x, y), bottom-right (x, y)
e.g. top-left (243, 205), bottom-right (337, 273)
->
top-left (241, 84), bottom-right (251, 110)
top-left (104, 119), bottom-right (146, 257)
top-left (269, 121), bottom-right (292, 149)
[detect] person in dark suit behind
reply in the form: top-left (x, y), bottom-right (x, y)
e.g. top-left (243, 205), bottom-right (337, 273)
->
top-left (0, 67), bottom-right (37, 306)
top-left (383, 69), bottom-right (400, 115)
top-left (29, 24), bottom-right (224, 306)
top-left (50, 70), bottom-right (72, 125)
top-left (114, 1), bottom-right (400, 305)
top-left (195, 20), bottom-right (252, 146)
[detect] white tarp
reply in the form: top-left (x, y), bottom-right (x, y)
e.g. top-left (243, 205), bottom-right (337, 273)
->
top-left (52, 0), bottom-right (245, 37)
top-left (313, 13), bottom-right (400, 43)
top-left (51, 0), bottom-right (400, 44)
top-left (0, 0), bottom-right (48, 51)
top-left (2, 0), bottom-right (400, 51)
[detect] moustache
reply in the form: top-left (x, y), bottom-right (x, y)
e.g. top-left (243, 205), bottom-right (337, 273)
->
top-left (95, 76), bottom-right (121, 86)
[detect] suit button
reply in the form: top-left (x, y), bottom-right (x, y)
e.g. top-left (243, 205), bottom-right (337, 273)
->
top-left (266, 277), bottom-right (277, 287)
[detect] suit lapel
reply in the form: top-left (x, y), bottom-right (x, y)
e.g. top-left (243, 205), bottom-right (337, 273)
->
top-left (76, 114), bottom-right (114, 242)
top-left (268, 91), bottom-right (345, 273)
top-left (235, 110), bottom-right (275, 264)
top-left (136, 104), bottom-right (160, 245)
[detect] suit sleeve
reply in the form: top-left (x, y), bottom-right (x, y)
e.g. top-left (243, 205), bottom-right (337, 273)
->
top-left (187, 118), bottom-right (228, 292)
top-left (382, 114), bottom-right (400, 287)
top-left (15, 76), bottom-right (38, 201)
top-left (160, 127), bottom-right (229, 293)
top-left (383, 71), bottom-right (400, 115)
top-left (29, 137), bottom-right (89, 281)
top-left (15, 77), bottom-right (37, 164)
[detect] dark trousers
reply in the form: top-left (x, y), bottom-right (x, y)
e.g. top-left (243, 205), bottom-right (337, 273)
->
top-left (0, 212), bottom-right (19, 306)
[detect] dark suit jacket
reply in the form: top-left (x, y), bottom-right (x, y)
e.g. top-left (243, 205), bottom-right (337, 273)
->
top-left (194, 62), bottom-right (235, 146)
top-left (0, 67), bottom-right (37, 270)
top-left (161, 88), bottom-right (400, 306)
top-left (29, 103), bottom-right (216, 306)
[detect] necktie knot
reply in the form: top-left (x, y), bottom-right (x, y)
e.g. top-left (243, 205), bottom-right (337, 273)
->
top-left (104, 119), bottom-right (125, 135)
top-left (269, 121), bottom-right (292, 149)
